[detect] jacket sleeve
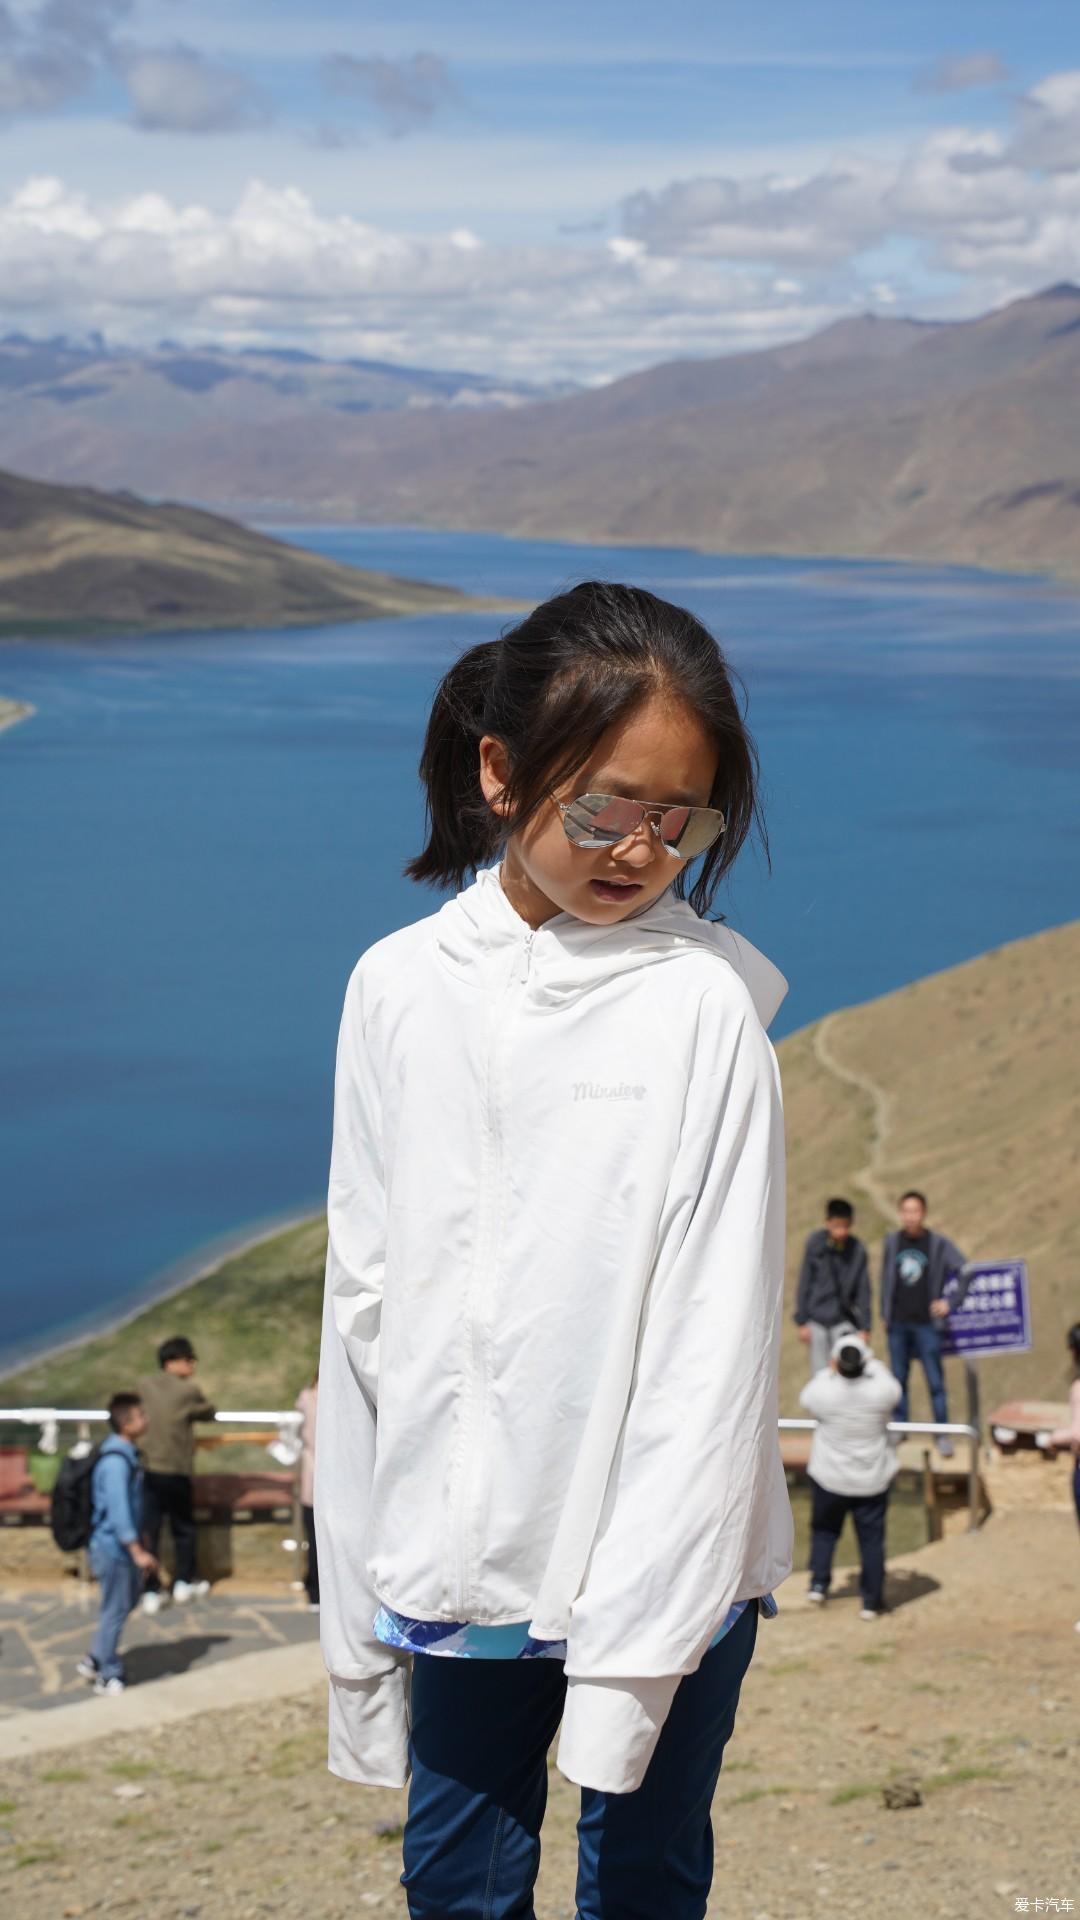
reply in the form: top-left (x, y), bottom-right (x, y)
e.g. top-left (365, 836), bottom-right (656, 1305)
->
top-left (793, 1237), bottom-right (813, 1325)
top-left (799, 1374), bottom-right (829, 1419)
top-left (184, 1383), bottom-right (217, 1424)
top-left (99, 1452), bottom-right (138, 1547)
top-left (853, 1245), bottom-right (871, 1331)
top-left (557, 994), bottom-right (788, 1795)
top-left (314, 962), bottom-right (411, 1790)
top-left (879, 1239), bottom-right (893, 1325)
top-left (940, 1239), bottom-right (970, 1308)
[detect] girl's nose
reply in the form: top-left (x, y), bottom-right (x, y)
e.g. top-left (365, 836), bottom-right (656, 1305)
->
top-left (610, 824), bottom-right (659, 867)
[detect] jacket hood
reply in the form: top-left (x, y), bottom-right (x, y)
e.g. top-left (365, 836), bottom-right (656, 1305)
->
top-left (434, 865), bottom-right (788, 1030)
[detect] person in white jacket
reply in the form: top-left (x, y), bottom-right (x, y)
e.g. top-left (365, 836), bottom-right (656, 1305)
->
top-left (315, 579), bottom-right (794, 1920)
top-left (799, 1331), bottom-right (903, 1621)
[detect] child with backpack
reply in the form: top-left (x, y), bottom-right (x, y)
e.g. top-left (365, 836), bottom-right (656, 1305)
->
top-left (73, 1393), bottom-right (159, 1693)
top-left (315, 580), bottom-right (794, 1918)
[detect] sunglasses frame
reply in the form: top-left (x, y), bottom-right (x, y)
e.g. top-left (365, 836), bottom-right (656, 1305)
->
top-left (554, 791), bottom-right (727, 860)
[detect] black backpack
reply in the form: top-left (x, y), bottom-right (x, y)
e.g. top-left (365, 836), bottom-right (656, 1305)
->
top-left (50, 1443), bottom-right (133, 1553)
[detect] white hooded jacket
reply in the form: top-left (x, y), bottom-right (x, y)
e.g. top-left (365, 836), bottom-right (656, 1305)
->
top-left (315, 865), bottom-right (794, 1796)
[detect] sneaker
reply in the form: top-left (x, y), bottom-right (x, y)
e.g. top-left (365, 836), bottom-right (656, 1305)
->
top-left (171, 1579), bottom-right (210, 1603)
top-left (93, 1675), bottom-right (125, 1696)
top-left (141, 1590), bottom-right (166, 1615)
top-left (807, 1587), bottom-right (827, 1605)
top-left (859, 1608), bottom-right (880, 1622)
top-left (76, 1655), bottom-right (98, 1683)
top-left (938, 1437), bottom-right (955, 1460)
top-left (307, 1601), bottom-right (320, 1613)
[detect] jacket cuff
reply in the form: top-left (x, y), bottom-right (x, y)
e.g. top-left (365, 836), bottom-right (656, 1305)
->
top-left (327, 1670), bottom-right (412, 1790)
top-left (556, 1672), bottom-right (681, 1794)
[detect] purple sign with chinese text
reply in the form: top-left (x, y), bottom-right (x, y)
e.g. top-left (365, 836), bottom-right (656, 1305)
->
top-left (940, 1260), bottom-right (1031, 1359)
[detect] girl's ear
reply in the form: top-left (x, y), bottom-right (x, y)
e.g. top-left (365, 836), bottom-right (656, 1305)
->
top-left (478, 735), bottom-right (513, 817)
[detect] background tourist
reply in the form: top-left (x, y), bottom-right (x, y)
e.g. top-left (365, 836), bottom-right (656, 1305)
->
top-left (794, 1196), bottom-right (871, 1375)
top-left (77, 1392), bottom-right (159, 1694)
top-left (137, 1335), bottom-right (215, 1610)
top-left (799, 1332), bottom-right (902, 1620)
top-left (880, 1192), bottom-right (967, 1457)
top-left (296, 1366), bottom-right (320, 1611)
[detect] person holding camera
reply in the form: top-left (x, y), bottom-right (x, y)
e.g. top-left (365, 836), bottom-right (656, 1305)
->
top-left (799, 1331), bottom-right (902, 1621)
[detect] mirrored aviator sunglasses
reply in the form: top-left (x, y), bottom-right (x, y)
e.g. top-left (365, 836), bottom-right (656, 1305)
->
top-left (557, 791), bottom-right (727, 860)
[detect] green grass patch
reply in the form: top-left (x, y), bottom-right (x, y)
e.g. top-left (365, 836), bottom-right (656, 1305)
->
top-left (924, 1766), bottom-right (1004, 1794)
top-left (0, 1800), bottom-right (15, 1814)
top-left (731, 1784), bottom-right (798, 1807)
top-left (829, 1781), bottom-right (881, 1806)
top-left (855, 1647), bottom-right (895, 1665)
top-left (769, 1659), bottom-right (810, 1675)
top-left (106, 1760), bottom-right (155, 1780)
top-left (40, 1768), bottom-right (86, 1784)
top-left (15, 1849), bottom-right (59, 1869)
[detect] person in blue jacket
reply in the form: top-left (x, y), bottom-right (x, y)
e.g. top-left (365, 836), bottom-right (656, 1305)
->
top-left (78, 1392), bottom-right (159, 1695)
top-left (880, 1191), bottom-right (968, 1458)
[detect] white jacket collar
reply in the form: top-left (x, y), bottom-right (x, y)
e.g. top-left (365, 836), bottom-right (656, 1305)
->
top-left (434, 865), bottom-right (788, 1030)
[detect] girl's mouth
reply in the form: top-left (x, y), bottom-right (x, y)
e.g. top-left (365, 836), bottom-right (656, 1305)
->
top-left (589, 877), bottom-right (644, 903)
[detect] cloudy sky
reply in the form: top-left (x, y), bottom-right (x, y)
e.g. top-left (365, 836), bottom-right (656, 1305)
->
top-left (2, 0), bottom-right (1080, 380)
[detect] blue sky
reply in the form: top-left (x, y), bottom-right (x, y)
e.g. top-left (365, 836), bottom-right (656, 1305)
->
top-left (2, 0), bottom-right (1079, 379)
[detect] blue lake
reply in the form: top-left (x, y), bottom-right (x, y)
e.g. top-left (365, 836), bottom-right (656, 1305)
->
top-left (2, 529), bottom-right (1079, 1366)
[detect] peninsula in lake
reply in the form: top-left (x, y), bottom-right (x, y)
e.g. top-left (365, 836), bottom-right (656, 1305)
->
top-left (0, 466), bottom-right (477, 636)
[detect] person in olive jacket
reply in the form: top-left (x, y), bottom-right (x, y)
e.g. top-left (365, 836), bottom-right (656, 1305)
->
top-left (794, 1198), bottom-right (871, 1377)
top-left (136, 1336), bottom-right (216, 1609)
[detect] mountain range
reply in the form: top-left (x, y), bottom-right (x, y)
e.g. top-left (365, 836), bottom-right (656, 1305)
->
top-left (3, 287), bottom-right (1080, 580)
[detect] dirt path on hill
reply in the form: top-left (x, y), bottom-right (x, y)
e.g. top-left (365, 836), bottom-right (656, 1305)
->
top-left (2, 1508), bottom-right (1077, 1920)
top-left (812, 1011), bottom-right (896, 1224)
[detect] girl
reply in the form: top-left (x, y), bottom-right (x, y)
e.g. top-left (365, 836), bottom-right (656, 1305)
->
top-left (315, 580), bottom-right (794, 1919)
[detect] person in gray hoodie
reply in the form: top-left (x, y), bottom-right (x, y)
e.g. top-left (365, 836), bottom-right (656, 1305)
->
top-left (880, 1191), bottom-right (968, 1458)
top-left (800, 1332), bottom-right (902, 1619)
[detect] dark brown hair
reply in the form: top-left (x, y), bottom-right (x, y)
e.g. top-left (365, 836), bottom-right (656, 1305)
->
top-left (405, 580), bottom-right (767, 917)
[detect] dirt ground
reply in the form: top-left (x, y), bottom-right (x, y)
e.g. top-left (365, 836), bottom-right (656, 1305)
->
top-left (2, 1493), bottom-right (1077, 1920)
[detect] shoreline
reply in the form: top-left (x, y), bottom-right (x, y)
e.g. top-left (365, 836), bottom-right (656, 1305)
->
top-left (0, 1205), bottom-right (323, 1382)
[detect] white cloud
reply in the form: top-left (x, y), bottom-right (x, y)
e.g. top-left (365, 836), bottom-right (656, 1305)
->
top-left (622, 162), bottom-right (892, 266)
top-left (0, 0), bottom-right (131, 114)
top-left (0, 173), bottom-right (841, 378)
top-left (915, 51), bottom-right (1009, 95)
top-left (118, 42), bottom-right (269, 133)
top-left (319, 50), bottom-right (458, 137)
top-left (617, 70), bottom-right (1080, 316)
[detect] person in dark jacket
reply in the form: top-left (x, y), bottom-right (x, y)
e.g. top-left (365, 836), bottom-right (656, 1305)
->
top-left (794, 1198), bottom-right (871, 1377)
top-left (880, 1191), bottom-right (968, 1457)
top-left (137, 1335), bottom-right (216, 1610)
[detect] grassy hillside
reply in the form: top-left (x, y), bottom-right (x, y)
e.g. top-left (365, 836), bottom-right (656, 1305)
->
top-left (3, 920), bottom-right (1077, 1420)
top-left (0, 467), bottom-right (479, 636)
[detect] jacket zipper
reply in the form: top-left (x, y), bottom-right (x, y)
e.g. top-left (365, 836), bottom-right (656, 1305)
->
top-left (452, 926), bottom-right (534, 1617)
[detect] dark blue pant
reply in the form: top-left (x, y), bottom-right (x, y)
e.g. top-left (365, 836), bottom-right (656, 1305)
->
top-left (88, 1546), bottom-right (142, 1681)
top-left (887, 1320), bottom-right (947, 1426)
top-left (401, 1601), bottom-right (758, 1920)
top-left (808, 1476), bottom-right (889, 1612)
top-left (1073, 1462), bottom-right (1080, 1529)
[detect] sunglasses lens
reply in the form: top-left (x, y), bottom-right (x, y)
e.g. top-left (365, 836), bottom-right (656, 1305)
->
top-left (562, 794), bottom-right (644, 846)
top-left (659, 807), bottom-right (723, 858)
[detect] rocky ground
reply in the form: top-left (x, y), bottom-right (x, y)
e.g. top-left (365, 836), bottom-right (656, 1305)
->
top-left (2, 1491), bottom-right (1077, 1920)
